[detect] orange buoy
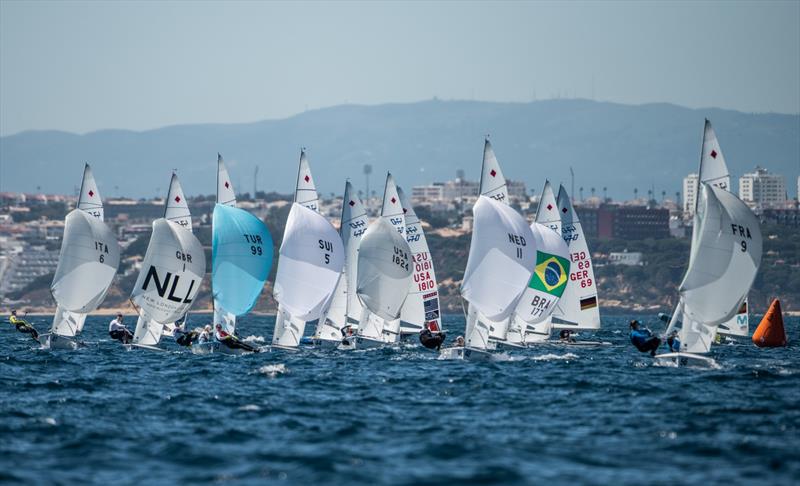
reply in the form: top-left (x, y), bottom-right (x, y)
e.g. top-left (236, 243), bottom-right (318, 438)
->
top-left (752, 299), bottom-right (788, 348)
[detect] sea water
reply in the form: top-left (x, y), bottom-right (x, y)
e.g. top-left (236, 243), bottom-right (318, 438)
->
top-left (1, 314), bottom-right (798, 485)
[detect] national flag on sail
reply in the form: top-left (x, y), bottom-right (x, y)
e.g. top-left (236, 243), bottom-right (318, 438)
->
top-left (529, 252), bottom-right (569, 297)
top-left (580, 296), bottom-right (598, 310)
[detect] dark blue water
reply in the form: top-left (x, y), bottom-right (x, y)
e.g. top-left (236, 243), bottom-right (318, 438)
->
top-left (1, 314), bottom-right (798, 485)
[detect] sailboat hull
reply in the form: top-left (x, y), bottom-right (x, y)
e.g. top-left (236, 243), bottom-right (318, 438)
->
top-left (653, 352), bottom-right (718, 368)
top-left (39, 333), bottom-right (83, 350)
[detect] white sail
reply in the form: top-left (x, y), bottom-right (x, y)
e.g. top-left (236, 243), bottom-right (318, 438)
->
top-left (50, 165), bottom-right (117, 338)
top-left (217, 153), bottom-right (237, 207)
top-left (698, 119), bottom-right (731, 192)
top-left (461, 196), bottom-right (536, 322)
top-left (676, 184), bottom-right (762, 353)
top-left (77, 163), bottom-right (104, 220)
top-left (315, 181), bottom-right (366, 342)
top-left (341, 181), bottom-right (368, 324)
top-left (397, 187), bottom-right (442, 334)
top-left (131, 219), bottom-right (206, 345)
top-left (356, 218), bottom-right (413, 342)
top-left (272, 203), bottom-right (344, 348)
top-left (381, 173), bottom-right (406, 236)
top-left (294, 149), bottom-right (320, 211)
top-left (51, 210), bottom-right (120, 315)
top-left (165, 172), bottom-right (192, 229)
top-left (479, 139), bottom-right (509, 203)
top-left (718, 299), bottom-right (749, 337)
top-left (550, 185), bottom-right (600, 330)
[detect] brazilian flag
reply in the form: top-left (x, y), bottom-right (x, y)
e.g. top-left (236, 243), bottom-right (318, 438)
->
top-left (528, 252), bottom-right (570, 297)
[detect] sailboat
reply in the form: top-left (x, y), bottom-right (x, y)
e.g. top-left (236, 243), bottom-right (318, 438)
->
top-left (548, 185), bottom-right (601, 335)
top-left (313, 181), bottom-right (368, 347)
top-left (209, 154), bottom-right (274, 354)
top-left (128, 173), bottom-right (205, 351)
top-left (454, 139), bottom-right (537, 359)
top-left (717, 300), bottom-right (749, 338)
top-left (397, 186), bottom-right (442, 339)
top-left (355, 173), bottom-right (413, 348)
top-left (272, 151), bottom-right (344, 349)
top-left (43, 164), bottom-right (120, 349)
top-left (504, 181), bottom-right (571, 347)
top-left (656, 120), bottom-right (762, 366)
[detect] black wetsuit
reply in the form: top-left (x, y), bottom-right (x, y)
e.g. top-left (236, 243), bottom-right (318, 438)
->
top-left (218, 333), bottom-right (259, 353)
top-left (176, 330), bottom-right (198, 347)
top-left (109, 329), bottom-right (133, 344)
top-left (419, 329), bottom-right (446, 350)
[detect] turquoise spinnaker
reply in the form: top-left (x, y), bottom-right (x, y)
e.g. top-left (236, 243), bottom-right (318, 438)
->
top-left (212, 204), bottom-right (273, 316)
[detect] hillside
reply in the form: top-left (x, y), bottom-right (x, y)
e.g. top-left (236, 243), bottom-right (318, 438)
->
top-left (2, 99), bottom-right (798, 200)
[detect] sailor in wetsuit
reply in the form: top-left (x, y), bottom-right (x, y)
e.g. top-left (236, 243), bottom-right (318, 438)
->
top-left (108, 313), bottom-right (133, 344)
top-left (559, 329), bottom-right (577, 343)
top-left (9, 310), bottom-right (39, 341)
top-left (215, 324), bottom-right (259, 353)
top-left (629, 320), bottom-right (661, 356)
top-left (419, 322), bottom-right (446, 350)
top-left (173, 320), bottom-right (199, 347)
top-left (666, 331), bottom-right (681, 352)
top-left (340, 324), bottom-right (354, 346)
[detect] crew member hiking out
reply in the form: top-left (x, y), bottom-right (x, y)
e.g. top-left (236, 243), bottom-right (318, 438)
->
top-left (9, 310), bottom-right (39, 341)
top-left (173, 321), bottom-right (199, 347)
top-left (215, 324), bottom-right (259, 353)
top-left (629, 320), bottom-right (661, 356)
top-left (108, 313), bottom-right (133, 344)
top-left (419, 322), bottom-right (446, 351)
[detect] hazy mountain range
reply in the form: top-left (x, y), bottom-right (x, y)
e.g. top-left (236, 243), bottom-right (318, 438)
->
top-left (2, 99), bottom-right (798, 200)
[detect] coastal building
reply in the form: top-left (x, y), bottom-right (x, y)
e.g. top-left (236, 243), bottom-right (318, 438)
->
top-left (608, 251), bottom-right (644, 266)
top-left (759, 208), bottom-right (800, 228)
top-left (739, 166), bottom-right (787, 209)
top-left (682, 173), bottom-right (699, 216)
top-left (577, 204), bottom-right (670, 240)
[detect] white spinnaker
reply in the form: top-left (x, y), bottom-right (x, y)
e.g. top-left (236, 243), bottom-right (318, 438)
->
top-left (165, 173), bottom-right (192, 229)
top-left (356, 218), bottom-right (413, 342)
top-left (461, 196), bottom-right (536, 349)
top-left (551, 185), bottom-right (600, 330)
top-left (718, 299), bottom-right (749, 337)
top-left (397, 187), bottom-right (442, 333)
top-left (507, 222), bottom-right (571, 344)
top-left (213, 154), bottom-right (237, 332)
top-left (698, 119), bottom-right (731, 192)
top-left (677, 184), bottom-right (762, 353)
top-left (51, 210), bottom-right (121, 315)
top-left (294, 150), bottom-right (320, 211)
top-left (131, 219), bottom-right (206, 346)
top-left (315, 274), bottom-right (348, 342)
top-left (272, 203), bottom-right (344, 347)
top-left (479, 139), bottom-right (509, 203)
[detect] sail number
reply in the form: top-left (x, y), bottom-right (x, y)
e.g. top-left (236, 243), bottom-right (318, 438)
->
top-left (731, 224), bottom-right (753, 253)
top-left (413, 252), bottom-right (434, 291)
top-left (318, 239), bottom-right (333, 264)
top-left (392, 246), bottom-right (409, 271)
top-left (528, 295), bottom-right (552, 317)
top-left (244, 234), bottom-right (264, 256)
top-left (507, 233), bottom-right (527, 259)
top-left (94, 240), bottom-right (109, 263)
top-left (569, 251), bottom-right (593, 288)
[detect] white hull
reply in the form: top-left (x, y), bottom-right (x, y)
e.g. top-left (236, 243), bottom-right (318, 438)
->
top-left (438, 346), bottom-right (465, 360)
top-left (464, 347), bottom-right (494, 361)
top-left (125, 343), bottom-right (168, 352)
top-left (39, 333), bottom-right (83, 350)
top-left (653, 352), bottom-right (718, 368)
top-left (191, 342), bottom-right (216, 355)
top-left (356, 336), bottom-right (387, 349)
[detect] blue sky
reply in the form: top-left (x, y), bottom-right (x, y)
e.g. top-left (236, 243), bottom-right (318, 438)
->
top-left (1, 0), bottom-right (798, 135)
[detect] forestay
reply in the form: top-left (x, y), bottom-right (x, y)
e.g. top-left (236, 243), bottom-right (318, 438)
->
top-left (551, 185), bottom-right (600, 330)
top-left (398, 187), bottom-right (442, 334)
top-left (272, 203), bottom-right (344, 347)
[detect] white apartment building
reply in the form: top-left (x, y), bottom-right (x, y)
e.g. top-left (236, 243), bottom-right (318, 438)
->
top-left (682, 173), bottom-right (698, 215)
top-left (738, 166), bottom-right (787, 208)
